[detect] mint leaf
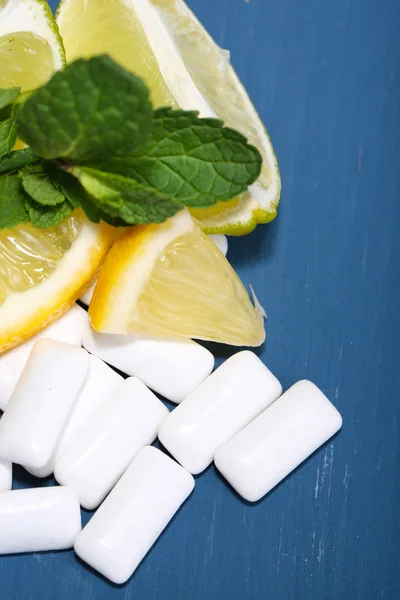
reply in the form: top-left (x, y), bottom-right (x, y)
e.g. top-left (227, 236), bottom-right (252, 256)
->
top-left (45, 162), bottom-right (103, 222)
top-left (0, 148), bottom-right (39, 174)
top-left (8, 56), bottom-right (265, 230)
top-left (20, 165), bottom-right (66, 206)
top-left (0, 173), bottom-right (29, 230)
top-left (19, 163), bottom-right (43, 175)
top-left (74, 167), bottom-right (183, 224)
top-left (102, 108), bottom-right (262, 207)
top-left (47, 163), bottom-right (133, 226)
top-left (0, 88), bottom-right (21, 111)
top-left (17, 55), bottom-right (153, 163)
top-left (0, 108), bottom-right (17, 160)
top-left (25, 196), bottom-right (73, 228)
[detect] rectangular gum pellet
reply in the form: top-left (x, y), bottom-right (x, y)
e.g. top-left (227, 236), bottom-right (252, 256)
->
top-left (74, 446), bottom-right (194, 585)
top-left (0, 305), bottom-right (87, 412)
top-left (0, 487), bottom-right (81, 555)
top-left (82, 321), bottom-right (215, 404)
top-left (25, 354), bottom-right (124, 479)
top-left (158, 351), bottom-right (282, 474)
top-left (54, 378), bottom-right (169, 510)
top-left (208, 234), bottom-right (228, 256)
top-left (0, 459), bottom-right (12, 492)
top-left (214, 380), bottom-right (343, 502)
top-left (0, 339), bottom-right (90, 469)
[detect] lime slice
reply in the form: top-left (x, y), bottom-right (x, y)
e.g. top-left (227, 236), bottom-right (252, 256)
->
top-left (57, 0), bottom-right (280, 235)
top-left (0, 0), bottom-right (65, 90)
top-left (56, 0), bottom-right (175, 107)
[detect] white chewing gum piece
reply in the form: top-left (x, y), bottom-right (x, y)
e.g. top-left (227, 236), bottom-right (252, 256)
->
top-left (0, 305), bottom-right (87, 411)
top-left (25, 355), bottom-right (124, 479)
top-left (0, 459), bottom-right (12, 492)
top-left (208, 234), bottom-right (228, 256)
top-left (215, 380), bottom-right (343, 502)
top-left (74, 446), bottom-right (194, 585)
top-left (0, 340), bottom-right (90, 469)
top-left (82, 322), bottom-right (215, 404)
top-left (0, 487), bottom-right (81, 554)
top-left (158, 351), bottom-right (282, 474)
top-left (54, 378), bottom-right (169, 510)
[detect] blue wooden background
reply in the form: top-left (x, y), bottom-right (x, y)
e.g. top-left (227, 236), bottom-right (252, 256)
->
top-left (1, 1), bottom-right (399, 598)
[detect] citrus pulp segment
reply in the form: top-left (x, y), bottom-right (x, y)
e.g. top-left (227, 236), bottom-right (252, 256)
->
top-left (89, 210), bottom-right (266, 347)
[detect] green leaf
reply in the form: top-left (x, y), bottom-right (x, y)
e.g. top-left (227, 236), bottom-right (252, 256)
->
top-left (0, 109), bottom-right (17, 160)
top-left (101, 108), bottom-right (262, 208)
top-left (20, 165), bottom-right (66, 206)
top-left (74, 167), bottom-right (183, 224)
top-left (45, 162), bottom-right (102, 222)
top-left (19, 163), bottom-right (44, 175)
top-left (0, 173), bottom-right (30, 231)
top-left (93, 211), bottom-right (129, 228)
top-left (17, 55), bottom-right (153, 163)
top-left (0, 88), bottom-right (21, 111)
top-left (25, 196), bottom-right (73, 228)
top-left (0, 148), bottom-right (39, 175)
top-left (45, 163), bottom-right (128, 226)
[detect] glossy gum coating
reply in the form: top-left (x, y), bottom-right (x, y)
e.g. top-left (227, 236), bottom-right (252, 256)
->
top-left (0, 459), bottom-right (12, 492)
top-left (0, 305), bottom-right (87, 412)
top-left (0, 486), bottom-right (81, 555)
top-left (215, 380), bottom-right (343, 502)
top-left (25, 354), bottom-right (124, 478)
top-left (82, 322), bottom-right (215, 404)
top-left (158, 351), bottom-right (282, 474)
top-left (54, 378), bottom-right (169, 510)
top-left (74, 446), bottom-right (194, 584)
top-left (0, 339), bottom-right (89, 469)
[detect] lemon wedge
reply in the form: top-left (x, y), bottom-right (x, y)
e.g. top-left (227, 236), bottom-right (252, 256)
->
top-left (89, 210), bottom-right (265, 347)
top-left (0, 0), bottom-right (114, 352)
top-left (57, 0), bottom-right (280, 235)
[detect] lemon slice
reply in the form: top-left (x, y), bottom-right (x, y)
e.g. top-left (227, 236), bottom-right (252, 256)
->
top-left (0, 1), bottom-right (114, 352)
top-left (0, 218), bottom-right (114, 353)
top-left (89, 210), bottom-right (265, 347)
top-left (0, 0), bottom-right (65, 90)
top-left (57, 0), bottom-right (280, 235)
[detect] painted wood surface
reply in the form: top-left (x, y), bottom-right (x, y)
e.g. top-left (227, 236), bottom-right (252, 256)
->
top-left (1, 0), bottom-right (399, 598)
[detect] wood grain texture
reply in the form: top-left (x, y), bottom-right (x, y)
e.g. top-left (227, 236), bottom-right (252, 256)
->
top-left (1, 0), bottom-right (399, 598)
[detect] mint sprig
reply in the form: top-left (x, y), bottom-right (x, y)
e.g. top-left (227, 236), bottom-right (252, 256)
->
top-left (0, 55), bottom-right (262, 232)
top-left (17, 56), bottom-right (153, 163)
top-left (101, 108), bottom-right (262, 207)
top-left (0, 88), bottom-right (21, 111)
top-left (74, 167), bottom-right (184, 225)
top-left (25, 196), bottom-right (73, 228)
top-left (0, 174), bottom-right (30, 230)
top-left (20, 164), bottom-right (66, 206)
top-left (0, 106), bottom-right (18, 160)
top-left (0, 148), bottom-right (39, 175)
